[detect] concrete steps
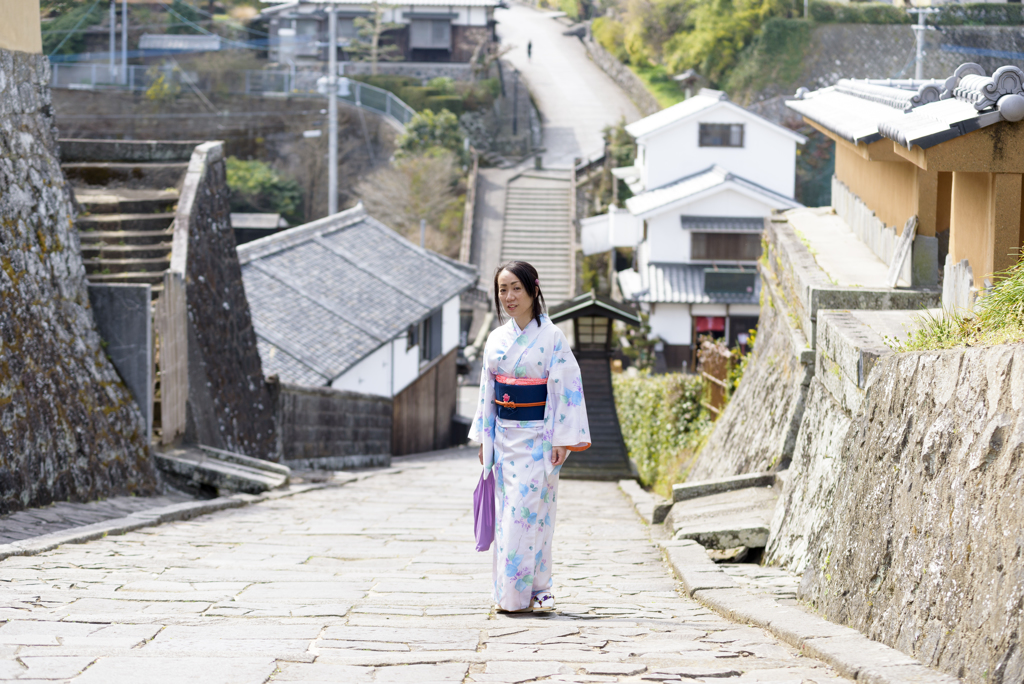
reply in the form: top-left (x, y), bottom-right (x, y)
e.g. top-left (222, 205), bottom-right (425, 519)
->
top-left (154, 445), bottom-right (291, 497)
top-left (499, 171), bottom-right (574, 304)
top-left (559, 356), bottom-right (634, 481)
top-left (71, 188), bottom-right (178, 294)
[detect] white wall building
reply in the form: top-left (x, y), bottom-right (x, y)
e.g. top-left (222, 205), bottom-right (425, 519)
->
top-left (581, 89), bottom-right (806, 371)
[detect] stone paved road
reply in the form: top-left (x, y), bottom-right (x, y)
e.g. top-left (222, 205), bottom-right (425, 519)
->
top-left (0, 449), bottom-right (850, 683)
top-left (496, 2), bottom-right (641, 166)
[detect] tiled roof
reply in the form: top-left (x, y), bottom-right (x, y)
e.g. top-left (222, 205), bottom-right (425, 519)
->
top-left (788, 63), bottom-right (1024, 149)
top-left (237, 205), bottom-right (477, 386)
top-left (624, 165), bottom-right (801, 219)
top-left (617, 262), bottom-right (760, 305)
top-left (624, 89), bottom-right (806, 143)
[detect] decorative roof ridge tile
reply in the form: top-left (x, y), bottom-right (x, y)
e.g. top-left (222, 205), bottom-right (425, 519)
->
top-left (835, 78), bottom-right (944, 112)
top-left (953, 64), bottom-right (1024, 111)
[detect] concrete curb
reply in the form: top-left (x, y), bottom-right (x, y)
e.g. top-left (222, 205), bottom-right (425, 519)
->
top-left (0, 465), bottom-right (413, 563)
top-left (617, 480), bottom-right (671, 525)
top-left (659, 540), bottom-right (962, 684)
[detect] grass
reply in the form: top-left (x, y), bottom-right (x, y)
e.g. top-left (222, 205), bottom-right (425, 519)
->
top-left (628, 62), bottom-right (686, 109)
top-left (890, 257), bottom-right (1024, 351)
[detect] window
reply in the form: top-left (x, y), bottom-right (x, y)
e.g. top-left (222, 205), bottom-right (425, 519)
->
top-left (410, 19), bottom-right (451, 49)
top-left (704, 269), bottom-right (756, 295)
top-left (416, 309), bottom-right (444, 363)
top-left (699, 123), bottom-right (744, 147)
top-left (575, 316), bottom-right (610, 351)
top-left (691, 232), bottom-right (761, 261)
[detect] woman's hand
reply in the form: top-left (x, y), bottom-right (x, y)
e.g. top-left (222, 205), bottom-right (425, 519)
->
top-left (551, 446), bottom-right (569, 467)
top-left (478, 445), bottom-right (484, 465)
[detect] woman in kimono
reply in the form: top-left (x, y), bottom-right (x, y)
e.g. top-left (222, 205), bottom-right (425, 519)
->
top-left (469, 261), bottom-right (591, 613)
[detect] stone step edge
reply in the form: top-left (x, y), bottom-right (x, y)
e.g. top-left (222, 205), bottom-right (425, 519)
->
top-left (618, 479), bottom-right (671, 525)
top-left (658, 539), bottom-right (963, 684)
top-left (0, 464), bottom-right (417, 564)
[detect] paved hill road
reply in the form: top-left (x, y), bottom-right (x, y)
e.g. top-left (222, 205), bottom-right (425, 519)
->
top-left (0, 449), bottom-right (854, 683)
top-left (496, 2), bottom-right (643, 166)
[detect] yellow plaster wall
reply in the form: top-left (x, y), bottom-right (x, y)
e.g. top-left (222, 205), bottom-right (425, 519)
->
top-left (834, 144), bottom-right (928, 235)
top-left (950, 172), bottom-right (994, 287)
top-left (0, 0), bottom-right (42, 54)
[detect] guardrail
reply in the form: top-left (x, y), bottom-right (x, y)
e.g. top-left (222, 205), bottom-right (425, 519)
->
top-left (49, 62), bottom-right (416, 130)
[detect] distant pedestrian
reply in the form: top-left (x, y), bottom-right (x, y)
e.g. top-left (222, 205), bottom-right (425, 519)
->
top-left (527, 40), bottom-right (532, 60)
top-left (470, 261), bottom-right (591, 614)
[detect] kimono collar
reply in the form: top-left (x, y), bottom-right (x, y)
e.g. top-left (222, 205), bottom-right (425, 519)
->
top-left (511, 314), bottom-right (546, 336)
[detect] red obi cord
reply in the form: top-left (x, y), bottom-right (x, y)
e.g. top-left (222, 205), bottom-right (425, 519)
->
top-left (495, 374), bottom-right (547, 386)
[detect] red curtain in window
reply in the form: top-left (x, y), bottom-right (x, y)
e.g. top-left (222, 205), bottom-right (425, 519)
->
top-left (694, 316), bottom-right (725, 333)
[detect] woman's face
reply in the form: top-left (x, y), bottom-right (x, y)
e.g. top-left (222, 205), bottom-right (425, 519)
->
top-left (497, 269), bottom-right (533, 320)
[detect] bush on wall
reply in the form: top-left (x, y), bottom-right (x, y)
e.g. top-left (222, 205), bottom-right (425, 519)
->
top-left (613, 371), bottom-right (710, 496)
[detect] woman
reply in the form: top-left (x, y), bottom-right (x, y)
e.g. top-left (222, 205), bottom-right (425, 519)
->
top-left (469, 261), bottom-right (591, 613)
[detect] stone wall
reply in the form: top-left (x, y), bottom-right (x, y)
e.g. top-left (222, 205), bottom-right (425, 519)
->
top-left (784, 345), bottom-right (1024, 683)
top-left (173, 143), bottom-right (278, 460)
top-left (271, 380), bottom-right (392, 469)
top-left (580, 36), bottom-right (661, 117)
top-left (687, 269), bottom-right (814, 481)
top-left (0, 48), bottom-right (156, 513)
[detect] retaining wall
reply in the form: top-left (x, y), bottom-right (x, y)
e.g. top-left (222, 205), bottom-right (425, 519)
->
top-left (271, 381), bottom-right (392, 469)
top-left (783, 341), bottom-right (1024, 683)
top-left (580, 36), bottom-right (660, 117)
top-left (0, 48), bottom-right (156, 513)
top-left (173, 142), bottom-right (279, 460)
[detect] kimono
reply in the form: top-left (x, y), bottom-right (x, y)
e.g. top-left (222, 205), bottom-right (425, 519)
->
top-left (468, 314), bottom-right (590, 611)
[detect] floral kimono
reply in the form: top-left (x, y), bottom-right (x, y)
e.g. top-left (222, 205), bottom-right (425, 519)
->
top-left (469, 313), bottom-right (590, 611)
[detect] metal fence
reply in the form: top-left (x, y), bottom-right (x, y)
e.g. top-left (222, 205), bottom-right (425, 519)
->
top-left (49, 62), bottom-right (415, 129)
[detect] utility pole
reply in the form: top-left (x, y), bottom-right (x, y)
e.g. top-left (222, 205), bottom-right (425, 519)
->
top-left (121, 0), bottom-right (127, 85)
top-left (420, 219), bottom-right (426, 248)
top-left (109, 0), bottom-right (116, 81)
top-left (327, 3), bottom-right (339, 215)
top-left (907, 7), bottom-right (940, 81)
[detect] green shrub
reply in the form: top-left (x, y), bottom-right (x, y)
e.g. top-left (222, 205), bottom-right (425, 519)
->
top-left (42, 1), bottom-right (106, 55)
top-left (935, 3), bottom-right (1024, 25)
top-left (224, 157), bottom-right (303, 224)
top-left (725, 17), bottom-right (811, 95)
top-left (808, 1), bottom-right (910, 24)
top-left (397, 109), bottom-right (467, 162)
top-left (425, 95), bottom-right (464, 116)
top-left (613, 371), bottom-right (710, 495)
top-left (891, 254), bottom-right (1024, 351)
top-left (592, 16), bottom-right (629, 62)
top-left (559, 0), bottom-right (582, 20)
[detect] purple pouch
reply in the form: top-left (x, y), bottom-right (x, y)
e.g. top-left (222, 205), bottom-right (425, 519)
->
top-left (473, 468), bottom-right (495, 552)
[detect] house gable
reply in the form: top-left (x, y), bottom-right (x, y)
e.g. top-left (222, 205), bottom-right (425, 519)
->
top-left (634, 98), bottom-right (805, 198)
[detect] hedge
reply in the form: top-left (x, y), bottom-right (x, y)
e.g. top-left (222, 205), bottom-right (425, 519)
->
top-left (612, 371), bottom-right (709, 492)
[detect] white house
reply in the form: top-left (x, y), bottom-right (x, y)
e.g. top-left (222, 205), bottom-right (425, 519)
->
top-left (260, 0), bottom-right (500, 64)
top-left (582, 89), bottom-right (805, 371)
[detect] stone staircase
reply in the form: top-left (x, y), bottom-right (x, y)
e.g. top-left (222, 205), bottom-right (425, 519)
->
top-left (559, 355), bottom-right (634, 481)
top-left (62, 151), bottom-right (191, 299)
top-left (499, 170), bottom-right (574, 304)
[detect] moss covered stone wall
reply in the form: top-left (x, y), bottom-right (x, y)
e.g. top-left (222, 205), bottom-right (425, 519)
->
top-left (0, 48), bottom-right (156, 513)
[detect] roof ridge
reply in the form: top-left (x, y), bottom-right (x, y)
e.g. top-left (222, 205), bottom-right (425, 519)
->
top-left (237, 204), bottom-right (368, 265)
top-left (312, 234), bottom-right (434, 312)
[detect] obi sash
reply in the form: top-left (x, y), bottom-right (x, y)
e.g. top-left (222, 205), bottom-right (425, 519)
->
top-left (494, 375), bottom-right (547, 421)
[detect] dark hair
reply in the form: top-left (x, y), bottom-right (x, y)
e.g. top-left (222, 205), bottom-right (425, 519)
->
top-left (493, 260), bottom-right (545, 326)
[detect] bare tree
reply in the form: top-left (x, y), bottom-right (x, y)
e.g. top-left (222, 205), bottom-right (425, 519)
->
top-left (354, 150), bottom-right (466, 257)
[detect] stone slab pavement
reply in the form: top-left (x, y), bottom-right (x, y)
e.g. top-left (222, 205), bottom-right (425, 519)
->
top-left (496, 2), bottom-right (642, 166)
top-left (0, 447), bottom-right (851, 683)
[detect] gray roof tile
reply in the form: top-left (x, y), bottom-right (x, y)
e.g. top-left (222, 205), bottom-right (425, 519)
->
top-left (237, 205), bottom-right (477, 386)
